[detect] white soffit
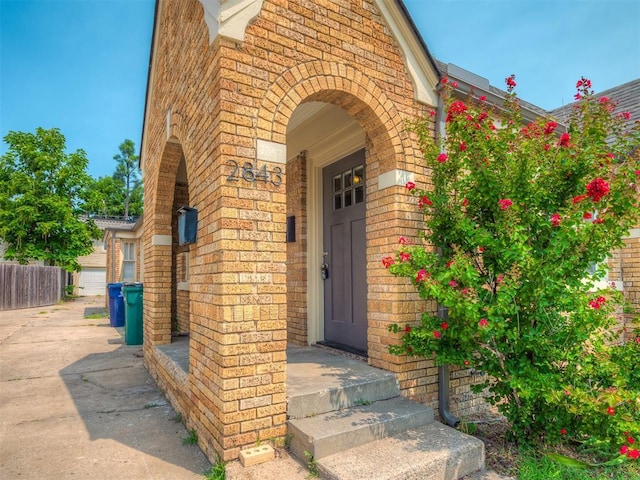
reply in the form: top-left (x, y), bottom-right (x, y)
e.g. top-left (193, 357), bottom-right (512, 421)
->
top-left (373, 0), bottom-right (439, 105)
top-left (198, 0), bottom-right (264, 43)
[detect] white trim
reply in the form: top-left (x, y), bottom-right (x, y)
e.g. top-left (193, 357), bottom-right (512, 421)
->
top-left (152, 234), bottom-right (172, 246)
top-left (257, 139), bottom-right (287, 164)
top-left (177, 281), bottom-right (190, 291)
top-left (624, 228), bottom-right (640, 239)
top-left (198, 0), bottom-right (264, 43)
top-left (378, 169), bottom-right (414, 190)
top-left (373, 0), bottom-right (439, 105)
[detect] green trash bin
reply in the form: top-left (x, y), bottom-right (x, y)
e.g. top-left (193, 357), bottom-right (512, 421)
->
top-left (122, 283), bottom-right (143, 345)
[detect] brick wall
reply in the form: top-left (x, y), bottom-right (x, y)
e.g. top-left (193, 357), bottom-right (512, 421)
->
top-left (140, 0), bottom-right (478, 462)
top-left (286, 151), bottom-right (308, 346)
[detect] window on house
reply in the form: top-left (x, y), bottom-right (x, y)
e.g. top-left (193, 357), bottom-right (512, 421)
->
top-left (122, 242), bottom-right (135, 281)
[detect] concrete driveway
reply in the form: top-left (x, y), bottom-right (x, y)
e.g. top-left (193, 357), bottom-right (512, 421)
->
top-left (0, 296), bottom-right (211, 479)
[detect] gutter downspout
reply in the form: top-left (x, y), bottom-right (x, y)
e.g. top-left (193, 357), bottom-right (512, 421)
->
top-left (435, 92), bottom-right (460, 428)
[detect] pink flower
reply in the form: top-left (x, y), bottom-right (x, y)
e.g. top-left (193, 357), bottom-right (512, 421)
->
top-left (550, 213), bottom-right (561, 227)
top-left (628, 449), bottom-right (640, 460)
top-left (621, 445), bottom-right (630, 455)
top-left (478, 95), bottom-right (487, 102)
top-left (462, 198), bottom-right (469, 207)
top-left (478, 318), bottom-right (488, 328)
top-left (621, 112), bottom-right (631, 120)
top-left (446, 101), bottom-right (468, 122)
top-left (573, 195), bottom-right (588, 204)
top-left (446, 260), bottom-right (455, 269)
top-left (598, 96), bottom-right (609, 103)
top-left (586, 177), bottom-right (610, 202)
top-left (496, 274), bottom-right (504, 285)
top-left (382, 257), bottom-right (394, 268)
top-left (405, 325), bottom-right (412, 333)
top-left (400, 252), bottom-right (411, 262)
top-left (429, 110), bottom-right (436, 117)
top-left (399, 236), bottom-right (407, 245)
top-left (433, 330), bottom-right (442, 339)
top-left (405, 181), bottom-right (415, 191)
top-left (589, 296), bottom-right (606, 309)
top-left (478, 246), bottom-right (485, 253)
top-left (628, 436), bottom-right (636, 445)
top-left (441, 77), bottom-right (448, 84)
top-left (451, 81), bottom-right (459, 88)
top-left (583, 212), bottom-right (593, 220)
top-left (437, 153), bottom-right (448, 163)
top-left (459, 141), bottom-right (467, 151)
top-left (418, 195), bottom-right (433, 208)
top-left (441, 322), bottom-right (449, 330)
top-left (544, 121), bottom-right (558, 135)
top-left (607, 406), bottom-right (615, 416)
top-left (449, 280), bottom-right (458, 288)
top-left (560, 428), bottom-right (567, 435)
top-left (505, 74), bottom-right (516, 90)
top-left (564, 390), bottom-right (570, 396)
top-left (416, 269), bottom-right (429, 282)
top-left (498, 199), bottom-right (513, 210)
top-left (558, 132), bottom-right (571, 147)
top-left (576, 77), bottom-right (592, 90)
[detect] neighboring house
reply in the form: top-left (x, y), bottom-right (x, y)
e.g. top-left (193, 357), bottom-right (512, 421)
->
top-left (103, 215), bottom-right (144, 285)
top-left (552, 78), bottom-right (640, 343)
top-left (74, 216), bottom-right (139, 296)
top-left (136, 0), bottom-right (638, 463)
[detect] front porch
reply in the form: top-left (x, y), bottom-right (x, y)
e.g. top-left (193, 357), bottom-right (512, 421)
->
top-left (147, 340), bottom-right (485, 479)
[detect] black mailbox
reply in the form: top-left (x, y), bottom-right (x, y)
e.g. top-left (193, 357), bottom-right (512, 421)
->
top-left (177, 206), bottom-right (197, 245)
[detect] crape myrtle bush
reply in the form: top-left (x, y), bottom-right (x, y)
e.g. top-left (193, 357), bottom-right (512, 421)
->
top-left (384, 76), bottom-right (640, 458)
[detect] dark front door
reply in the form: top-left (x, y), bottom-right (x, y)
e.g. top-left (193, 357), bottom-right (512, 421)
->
top-left (322, 149), bottom-right (367, 354)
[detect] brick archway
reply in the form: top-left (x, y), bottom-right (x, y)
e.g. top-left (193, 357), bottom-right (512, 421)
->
top-left (143, 109), bottom-right (196, 348)
top-left (257, 60), bottom-right (413, 173)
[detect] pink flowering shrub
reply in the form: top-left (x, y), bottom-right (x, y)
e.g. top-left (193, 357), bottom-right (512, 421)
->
top-left (386, 76), bottom-right (640, 456)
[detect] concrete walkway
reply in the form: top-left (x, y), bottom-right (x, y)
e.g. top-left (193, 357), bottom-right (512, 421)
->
top-left (0, 296), bottom-right (512, 480)
top-left (0, 296), bottom-right (211, 479)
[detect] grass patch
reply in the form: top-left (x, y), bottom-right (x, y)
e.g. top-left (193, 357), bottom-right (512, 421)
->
top-left (203, 455), bottom-right (226, 480)
top-left (182, 429), bottom-right (198, 446)
top-left (84, 311), bottom-right (108, 319)
top-left (473, 418), bottom-right (640, 479)
top-left (518, 451), bottom-right (640, 480)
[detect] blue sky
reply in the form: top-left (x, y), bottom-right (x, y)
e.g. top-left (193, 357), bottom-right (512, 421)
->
top-left (1, 0), bottom-right (639, 179)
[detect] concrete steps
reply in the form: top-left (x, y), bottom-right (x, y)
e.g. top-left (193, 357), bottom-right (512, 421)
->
top-left (286, 346), bottom-right (485, 480)
top-left (288, 396), bottom-right (434, 460)
top-left (317, 423), bottom-right (485, 480)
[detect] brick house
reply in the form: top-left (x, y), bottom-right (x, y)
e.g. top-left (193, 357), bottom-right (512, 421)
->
top-left (137, 0), bottom-right (639, 463)
top-left (74, 216), bottom-right (140, 296)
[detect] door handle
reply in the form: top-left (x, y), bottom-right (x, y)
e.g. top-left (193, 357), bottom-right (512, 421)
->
top-left (321, 262), bottom-right (329, 280)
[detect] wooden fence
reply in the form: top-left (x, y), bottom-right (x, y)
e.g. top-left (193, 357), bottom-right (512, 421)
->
top-left (0, 264), bottom-right (69, 311)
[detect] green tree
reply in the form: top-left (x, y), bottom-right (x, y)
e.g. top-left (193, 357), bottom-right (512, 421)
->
top-left (0, 128), bottom-right (101, 272)
top-left (386, 77), bottom-right (639, 454)
top-left (112, 139), bottom-right (141, 219)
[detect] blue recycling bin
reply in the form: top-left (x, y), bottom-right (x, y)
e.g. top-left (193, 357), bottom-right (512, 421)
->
top-left (107, 282), bottom-right (125, 327)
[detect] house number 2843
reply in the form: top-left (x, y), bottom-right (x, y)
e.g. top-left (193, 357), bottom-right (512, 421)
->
top-left (226, 160), bottom-right (282, 187)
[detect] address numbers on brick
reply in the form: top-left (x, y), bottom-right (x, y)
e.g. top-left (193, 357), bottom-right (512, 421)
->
top-left (226, 160), bottom-right (282, 186)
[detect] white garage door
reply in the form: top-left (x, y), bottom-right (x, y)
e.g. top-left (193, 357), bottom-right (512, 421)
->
top-left (78, 267), bottom-right (107, 296)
